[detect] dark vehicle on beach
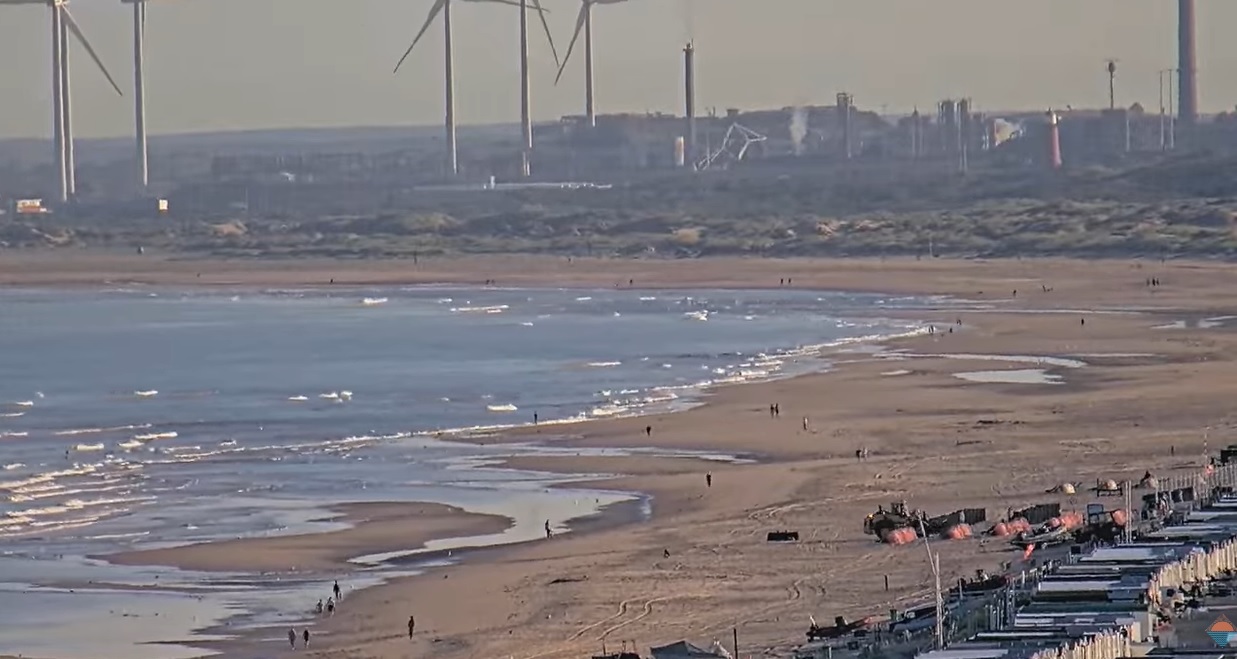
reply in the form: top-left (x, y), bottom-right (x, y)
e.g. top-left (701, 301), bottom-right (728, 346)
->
top-left (887, 602), bottom-right (957, 635)
top-left (806, 615), bottom-right (873, 641)
top-left (948, 571), bottom-right (1009, 597)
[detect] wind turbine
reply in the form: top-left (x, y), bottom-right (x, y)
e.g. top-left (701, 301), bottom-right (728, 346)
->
top-left (393, 0), bottom-right (557, 178)
top-left (517, 0), bottom-right (559, 177)
top-left (554, 0), bottom-right (628, 129)
top-left (0, 0), bottom-right (123, 203)
top-left (119, 0), bottom-right (148, 190)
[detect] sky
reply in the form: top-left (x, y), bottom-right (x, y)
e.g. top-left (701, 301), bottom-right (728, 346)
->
top-left (1, 0), bottom-right (1236, 139)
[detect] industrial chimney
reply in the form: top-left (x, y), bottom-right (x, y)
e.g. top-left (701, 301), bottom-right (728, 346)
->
top-left (1047, 110), bottom-right (1063, 170)
top-left (910, 108), bottom-right (922, 159)
top-left (957, 98), bottom-right (971, 174)
top-left (683, 42), bottom-right (696, 167)
top-left (1178, 0), bottom-right (1198, 124)
top-left (836, 93), bottom-right (853, 159)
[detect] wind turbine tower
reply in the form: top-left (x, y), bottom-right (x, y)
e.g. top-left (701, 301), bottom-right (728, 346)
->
top-left (555, 0), bottom-right (629, 129)
top-left (394, 0), bottom-right (554, 178)
top-left (1, 0), bottom-right (123, 202)
top-left (120, 0), bottom-right (148, 190)
top-left (516, 0), bottom-right (558, 177)
top-left (683, 41), bottom-right (696, 167)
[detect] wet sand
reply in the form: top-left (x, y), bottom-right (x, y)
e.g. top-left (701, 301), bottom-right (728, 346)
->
top-left (9, 254), bottom-right (1237, 659)
top-left (106, 502), bottom-right (510, 573)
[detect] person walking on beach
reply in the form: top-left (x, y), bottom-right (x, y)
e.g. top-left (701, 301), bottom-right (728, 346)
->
top-left (769, 404), bottom-right (775, 418)
top-left (303, 629), bottom-right (310, 647)
top-left (315, 599), bottom-right (323, 614)
top-left (645, 425), bottom-right (652, 437)
top-left (288, 628), bottom-right (297, 649)
top-left (333, 579), bottom-right (341, 601)
top-left (327, 597), bottom-right (335, 615)
top-left (408, 614), bottom-right (416, 638)
top-left (545, 519), bottom-right (553, 539)
top-left (775, 404), bottom-right (780, 417)
top-left (706, 472), bottom-right (712, 488)
top-left (533, 411), bottom-right (539, 424)
top-left (802, 416), bottom-right (810, 432)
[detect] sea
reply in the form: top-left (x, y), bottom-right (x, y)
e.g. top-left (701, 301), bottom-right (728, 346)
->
top-left (0, 285), bottom-right (928, 658)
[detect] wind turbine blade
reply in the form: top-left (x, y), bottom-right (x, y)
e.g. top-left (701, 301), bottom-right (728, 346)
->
top-left (62, 7), bottom-right (124, 97)
top-left (394, 0), bottom-right (446, 74)
top-left (554, 3), bottom-right (588, 86)
top-left (529, 0), bottom-right (560, 69)
top-left (461, 0), bottom-right (524, 8)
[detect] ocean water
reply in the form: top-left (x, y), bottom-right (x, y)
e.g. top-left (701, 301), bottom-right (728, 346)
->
top-left (0, 285), bottom-right (923, 658)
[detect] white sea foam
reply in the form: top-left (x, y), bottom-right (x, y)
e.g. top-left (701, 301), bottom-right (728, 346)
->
top-left (0, 465), bottom-right (99, 492)
top-left (12, 401), bottom-right (34, 407)
top-left (117, 440), bottom-right (144, 450)
top-left (451, 305), bottom-right (509, 314)
top-left (639, 296), bottom-right (657, 301)
top-left (288, 395), bottom-right (309, 401)
top-left (0, 412), bottom-right (24, 418)
top-left (55, 423), bottom-right (153, 437)
top-left (133, 431), bottom-right (177, 441)
top-left (684, 310), bottom-right (709, 321)
top-left (575, 296), bottom-right (593, 301)
top-left (0, 432), bottom-right (29, 439)
top-left (520, 322), bottom-right (535, 327)
top-left (133, 390), bottom-right (159, 397)
top-left (487, 404), bottom-right (518, 413)
top-left (3, 463), bottom-right (24, 471)
top-left (74, 443), bottom-right (106, 452)
top-left (361, 297), bottom-right (388, 306)
top-left (586, 361), bottom-right (622, 368)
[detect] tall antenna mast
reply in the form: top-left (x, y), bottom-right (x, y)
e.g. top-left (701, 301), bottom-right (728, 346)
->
top-left (1106, 59), bottom-right (1118, 110)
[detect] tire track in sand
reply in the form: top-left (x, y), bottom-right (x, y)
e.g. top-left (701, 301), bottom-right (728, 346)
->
top-left (600, 597), bottom-right (670, 640)
top-left (569, 598), bottom-right (633, 641)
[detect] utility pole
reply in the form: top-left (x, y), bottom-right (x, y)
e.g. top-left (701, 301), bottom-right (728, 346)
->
top-left (920, 519), bottom-right (946, 649)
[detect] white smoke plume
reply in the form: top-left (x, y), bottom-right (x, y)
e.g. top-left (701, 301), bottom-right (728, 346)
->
top-left (789, 107), bottom-right (809, 155)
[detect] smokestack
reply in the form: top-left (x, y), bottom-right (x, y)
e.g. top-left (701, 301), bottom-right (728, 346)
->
top-left (683, 42), bottom-right (696, 167)
top-left (910, 108), bottom-right (922, 159)
top-left (1047, 110), bottom-right (1063, 170)
top-left (957, 99), bottom-right (970, 174)
top-left (1178, 0), bottom-right (1198, 124)
top-left (836, 93), bottom-right (853, 159)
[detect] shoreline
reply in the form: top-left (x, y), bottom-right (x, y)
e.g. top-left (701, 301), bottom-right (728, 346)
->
top-left (7, 255), bottom-right (1237, 659)
top-left (104, 501), bottom-right (512, 574)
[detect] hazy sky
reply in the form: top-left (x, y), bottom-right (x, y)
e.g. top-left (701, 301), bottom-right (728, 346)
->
top-left (2, 0), bottom-right (1236, 139)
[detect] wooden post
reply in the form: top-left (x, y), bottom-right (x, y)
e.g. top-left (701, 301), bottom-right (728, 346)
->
top-left (733, 627), bottom-right (739, 658)
top-left (884, 574), bottom-right (890, 591)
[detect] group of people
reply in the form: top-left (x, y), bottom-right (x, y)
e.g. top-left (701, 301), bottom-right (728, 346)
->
top-left (288, 580), bottom-right (344, 649)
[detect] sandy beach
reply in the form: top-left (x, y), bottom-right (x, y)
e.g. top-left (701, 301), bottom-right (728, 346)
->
top-left (6, 253), bottom-right (1237, 659)
top-left (105, 502), bottom-right (511, 574)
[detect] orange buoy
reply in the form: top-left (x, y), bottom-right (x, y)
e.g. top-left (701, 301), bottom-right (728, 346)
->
top-left (991, 522), bottom-right (1011, 537)
top-left (1110, 509), bottom-right (1128, 527)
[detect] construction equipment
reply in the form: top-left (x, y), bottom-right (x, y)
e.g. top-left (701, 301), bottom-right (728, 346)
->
top-left (695, 122), bottom-right (766, 171)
